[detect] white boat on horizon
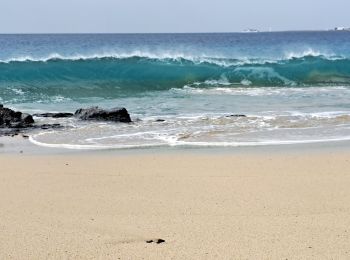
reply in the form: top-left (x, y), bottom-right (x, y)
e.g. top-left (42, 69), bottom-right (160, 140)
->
top-left (242, 28), bottom-right (260, 33)
top-left (334, 27), bottom-right (350, 31)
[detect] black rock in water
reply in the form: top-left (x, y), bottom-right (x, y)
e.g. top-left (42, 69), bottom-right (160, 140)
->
top-left (0, 104), bottom-right (34, 128)
top-left (226, 114), bottom-right (247, 118)
top-left (33, 112), bottom-right (74, 118)
top-left (0, 105), bottom-right (132, 137)
top-left (39, 124), bottom-right (62, 130)
top-left (74, 106), bottom-right (132, 123)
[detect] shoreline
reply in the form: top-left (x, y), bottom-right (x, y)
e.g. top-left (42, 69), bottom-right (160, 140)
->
top-left (2, 134), bottom-right (350, 156)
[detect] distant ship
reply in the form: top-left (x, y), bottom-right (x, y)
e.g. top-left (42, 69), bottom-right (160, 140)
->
top-left (334, 27), bottom-right (350, 31)
top-left (242, 28), bottom-right (260, 33)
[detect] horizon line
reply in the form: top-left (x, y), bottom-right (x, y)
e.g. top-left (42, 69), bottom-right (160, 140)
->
top-left (0, 29), bottom-right (344, 35)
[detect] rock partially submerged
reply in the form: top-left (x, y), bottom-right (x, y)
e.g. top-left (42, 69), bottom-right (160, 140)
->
top-left (39, 124), bottom-right (62, 130)
top-left (0, 104), bottom-right (132, 137)
top-left (33, 112), bottom-right (74, 118)
top-left (34, 107), bottom-right (132, 123)
top-left (74, 106), bottom-right (132, 123)
top-left (0, 104), bottom-right (34, 128)
top-left (226, 114), bottom-right (247, 118)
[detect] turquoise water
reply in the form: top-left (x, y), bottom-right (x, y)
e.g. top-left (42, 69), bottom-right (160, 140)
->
top-left (1, 32), bottom-right (350, 149)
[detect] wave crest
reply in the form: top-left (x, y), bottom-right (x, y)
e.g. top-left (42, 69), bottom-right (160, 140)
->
top-left (1, 52), bottom-right (350, 101)
top-left (1, 49), bottom-right (346, 65)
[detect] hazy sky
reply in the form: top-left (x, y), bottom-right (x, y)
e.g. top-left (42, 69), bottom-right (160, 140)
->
top-left (0, 0), bottom-right (349, 33)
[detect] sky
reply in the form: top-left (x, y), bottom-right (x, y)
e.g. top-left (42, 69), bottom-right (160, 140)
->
top-left (0, 0), bottom-right (349, 33)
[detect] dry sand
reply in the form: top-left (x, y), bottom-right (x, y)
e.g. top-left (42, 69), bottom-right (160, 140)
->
top-left (1, 150), bottom-right (350, 259)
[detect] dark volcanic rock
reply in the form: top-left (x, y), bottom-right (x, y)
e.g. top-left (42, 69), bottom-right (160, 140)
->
top-left (74, 106), bottom-right (132, 123)
top-left (226, 114), bottom-right (247, 118)
top-left (0, 128), bottom-right (20, 137)
top-left (38, 123), bottom-right (62, 130)
top-left (0, 105), bottom-right (34, 128)
top-left (33, 112), bottom-right (74, 118)
top-left (0, 105), bottom-right (132, 137)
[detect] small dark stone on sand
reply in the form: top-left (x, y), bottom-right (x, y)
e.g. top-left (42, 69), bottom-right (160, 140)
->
top-left (146, 239), bottom-right (165, 244)
top-left (22, 135), bottom-right (29, 139)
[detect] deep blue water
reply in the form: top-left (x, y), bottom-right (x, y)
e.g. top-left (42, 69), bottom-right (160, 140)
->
top-left (1, 32), bottom-right (350, 149)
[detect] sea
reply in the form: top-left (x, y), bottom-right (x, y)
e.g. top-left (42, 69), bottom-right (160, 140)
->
top-left (1, 32), bottom-right (350, 149)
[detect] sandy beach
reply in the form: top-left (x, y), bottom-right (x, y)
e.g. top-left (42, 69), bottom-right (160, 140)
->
top-left (1, 2), bottom-right (350, 259)
top-left (1, 144), bottom-right (350, 259)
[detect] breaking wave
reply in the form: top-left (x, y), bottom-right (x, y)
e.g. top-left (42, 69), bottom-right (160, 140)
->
top-left (1, 52), bottom-right (350, 103)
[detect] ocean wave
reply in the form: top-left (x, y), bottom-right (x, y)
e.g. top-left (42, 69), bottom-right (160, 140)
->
top-left (1, 54), bottom-right (350, 102)
top-left (0, 49), bottom-right (346, 65)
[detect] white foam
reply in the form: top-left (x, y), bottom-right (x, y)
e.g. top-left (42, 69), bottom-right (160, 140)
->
top-left (172, 86), bottom-right (350, 96)
top-left (10, 88), bottom-right (25, 95)
top-left (233, 67), bottom-right (297, 86)
top-left (1, 51), bottom-right (228, 64)
top-left (28, 134), bottom-right (164, 150)
top-left (29, 134), bottom-right (350, 150)
top-left (33, 95), bottom-right (71, 104)
top-left (240, 79), bottom-right (252, 86)
top-left (1, 49), bottom-right (346, 65)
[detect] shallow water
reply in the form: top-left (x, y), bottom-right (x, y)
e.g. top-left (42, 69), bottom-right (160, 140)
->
top-left (1, 32), bottom-right (350, 149)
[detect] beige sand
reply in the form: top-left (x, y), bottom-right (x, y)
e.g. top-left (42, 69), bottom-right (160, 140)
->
top-left (1, 151), bottom-right (350, 259)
